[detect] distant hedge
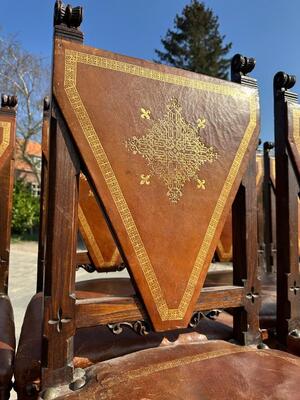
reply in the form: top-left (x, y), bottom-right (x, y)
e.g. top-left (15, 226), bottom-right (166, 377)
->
top-left (12, 179), bottom-right (40, 236)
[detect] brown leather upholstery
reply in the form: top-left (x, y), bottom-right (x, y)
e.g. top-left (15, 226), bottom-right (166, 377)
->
top-left (15, 279), bottom-right (232, 400)
top-left (0, 295), bottom-right (15, 399)
top-left (53, 340), bottom-right (300, 400)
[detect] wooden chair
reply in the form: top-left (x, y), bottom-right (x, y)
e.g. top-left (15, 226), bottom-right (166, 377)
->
top-left (17, 2), bottom-right (300, 399)
top-left (273, 71), bottom-right (300, 355)
top-left (0, 94), bottom-right (17, 400)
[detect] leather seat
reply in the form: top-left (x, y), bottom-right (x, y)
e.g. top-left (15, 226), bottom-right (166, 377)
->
top-left (15, 278), bottom-right (232, 400)
top-left (0, 295), bottom-right (15, 400)
top-left (52, 340), bottom-right (300, 400)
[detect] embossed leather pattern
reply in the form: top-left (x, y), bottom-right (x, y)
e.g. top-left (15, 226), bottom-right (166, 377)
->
top-left (54, 341), bottom-right (300, 400)
top-left (53, 39), bottom-right (260, 331)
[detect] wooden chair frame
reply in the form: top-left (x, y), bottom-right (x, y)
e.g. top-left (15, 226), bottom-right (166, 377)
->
top-left (274, 72), bottom-right (300, 347)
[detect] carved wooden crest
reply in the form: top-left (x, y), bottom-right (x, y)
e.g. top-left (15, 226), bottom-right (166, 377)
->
top-left (53, 39), bottom-right (259, 330)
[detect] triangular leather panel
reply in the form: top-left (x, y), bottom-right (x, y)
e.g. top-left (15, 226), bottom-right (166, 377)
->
top-left (53, 39), bottom-right (259, 330)
top-left (78, 172), bottom-right (122, 269)
top-left (0, 113), bottom-right (15, 169)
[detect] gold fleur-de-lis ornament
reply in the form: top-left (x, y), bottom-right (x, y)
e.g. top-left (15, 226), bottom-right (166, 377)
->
top-left (140, 108), bottom-right (151, 120)
top-left (197, 118), bottom-right (206, 129)
top-left (140, 174), bottom-right (151, 185)
top-left (196, 179), bottom-right (206, 190)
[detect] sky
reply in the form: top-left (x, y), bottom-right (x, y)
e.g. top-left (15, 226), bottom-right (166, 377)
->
top-left (1, 0), bottom-right (300, 142)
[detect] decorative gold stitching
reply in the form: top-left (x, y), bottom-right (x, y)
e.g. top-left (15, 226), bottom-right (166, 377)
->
top-left (64, 48), bottom-right (257, 321)
top-left (78, 204), bottom-right (104, 265)
top-left (0, 121), bottom-right (11, 159)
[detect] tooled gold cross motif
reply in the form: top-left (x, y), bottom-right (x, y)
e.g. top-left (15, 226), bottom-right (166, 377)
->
top-left (126, 98), bottom-right (217, 203)
top-left (140, 174), bottom-right (151, 185)
top-left (140, 108), bottom-right (151, 120)
top-left (197, 118), bottom-right (206, 129)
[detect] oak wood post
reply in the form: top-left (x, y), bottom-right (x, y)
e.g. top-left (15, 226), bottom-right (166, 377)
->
top-left (231, 55), bottom-right (261, 345)
top-left (273, 72), bottom-right (300, 345)
top-left (41, 1), bottom-right (83, 389)
top-left (41, 100), bottom-right (80, 389)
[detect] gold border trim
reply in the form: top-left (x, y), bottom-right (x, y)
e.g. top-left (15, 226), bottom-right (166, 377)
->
top-left (99, 347), bottom-right (300, 391)
top-left (292, 108), bottom-right (300, 155)
top-left (100, 346), bottom-right (256, 388)
top-left (0, 121), bottom-right (11, 159)
top-left (78, 205), bottom-right (105, 266)
top-left (64, 49), bottom-right (257, 320)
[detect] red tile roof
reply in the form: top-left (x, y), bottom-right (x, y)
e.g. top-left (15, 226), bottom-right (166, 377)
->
top-left (15, 139), bottom-right (41, 172)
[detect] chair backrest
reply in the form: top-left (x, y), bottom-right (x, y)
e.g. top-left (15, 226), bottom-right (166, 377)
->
top-left (273, 72), bottom-right (300, 346)
top-left (0, 95), bottom-right (17, 295)
top-left (41, 1), bottom-right (261, 390)
top-left (216, 153), bottom-right (265, 264)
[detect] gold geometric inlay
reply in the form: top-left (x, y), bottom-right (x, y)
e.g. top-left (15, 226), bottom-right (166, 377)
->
top-left (0, 121), bottom-right (11, 159)
top-left (126, 99), bottom-right (217, 203)
top-left (63, 48), bottom-right (257, 321)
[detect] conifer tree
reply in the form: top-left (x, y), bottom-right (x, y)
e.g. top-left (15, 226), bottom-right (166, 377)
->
top-left (155, 0), bottom-right (232, 79)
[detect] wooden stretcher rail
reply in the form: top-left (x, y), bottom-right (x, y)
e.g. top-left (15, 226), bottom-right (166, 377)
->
top-left (75, 285), bottom-right (244, 328)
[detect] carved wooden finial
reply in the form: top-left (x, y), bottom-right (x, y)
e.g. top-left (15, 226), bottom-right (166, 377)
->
top-left (1, 94), bottom-right (18, 109)
top-left (44, 96), bottom-right (50, 112)
top-left (231, 54), bottom-right (256, 87)
top-left (263, 141), bottom-right (274, 151)
top-left (54, 0), bottom-right (83, 29)
top-left (231, 54), bottom-right (256, 77)
top-left (273, 71), bottom-right (296, 92)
